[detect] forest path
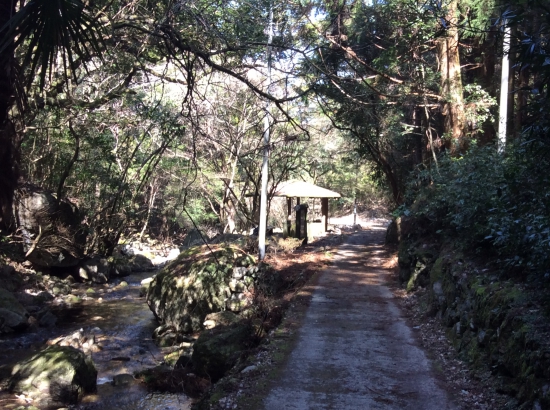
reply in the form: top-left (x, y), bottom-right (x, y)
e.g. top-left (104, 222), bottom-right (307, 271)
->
top-left (263, 225), bottom-right (458, 410)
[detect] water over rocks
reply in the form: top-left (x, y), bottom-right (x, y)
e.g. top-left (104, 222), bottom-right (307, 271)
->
top-left (0, 236), bottom-right (283, 408)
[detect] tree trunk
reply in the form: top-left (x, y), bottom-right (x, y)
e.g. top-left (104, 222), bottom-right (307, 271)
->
top-left (139, 182), bottom-right (158, 241)
top-left (222, 131), bottom-right (243, 233)
top-left (0, 0), bottom-right (18, 231)
top-left (225, 200), bottom-right (236, 234)
top-left (437, 0), bottom-right (466, 155)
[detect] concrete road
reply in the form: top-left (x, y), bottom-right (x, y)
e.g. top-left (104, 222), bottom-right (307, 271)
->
top-left (264, 225), bottom-right (458, 410)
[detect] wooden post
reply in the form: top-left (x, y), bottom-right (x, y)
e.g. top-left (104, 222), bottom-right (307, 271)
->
top-left (295, 204), bottom-right (301, 239)
top-left (296, 198), bottom-right (301, 239)
top-left (295, 204), bottom-right (308, 242)
top-left (321, 197), bottom-right (329, 232)
top-left (287, 197), bottom-right (292, 237)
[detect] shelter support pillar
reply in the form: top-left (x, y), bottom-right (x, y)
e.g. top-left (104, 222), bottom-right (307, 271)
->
top-left (295, 203), bottom-right (308, 242)
top-left (321, 197), bottom-right (329, 232)
top-left (295, 198), bottom-right (301, 239)
top-left (287, 197), bottom-right (292, 237)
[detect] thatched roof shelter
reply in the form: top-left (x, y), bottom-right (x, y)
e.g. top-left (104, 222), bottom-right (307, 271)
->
top-left (273, 180), bottom-right (341, 237)
top-left (273, 180), bottom-right (341, 198)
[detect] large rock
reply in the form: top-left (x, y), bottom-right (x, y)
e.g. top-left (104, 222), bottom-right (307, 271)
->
top-left (109, 256), bottom-right (132, 277)
top-left (203, 311), bottom-right (240, 330)
top-left (182, 229), bottom-right (205, 247)
top-left (9, 345), bottom-right (97, 405)
top-left (128, 254), bottom-right (154, 272)
top-left (0, 264), bottom-right (23, 292)
top-left (385, 219), bottom-right (399, 245)
top-left (78, 257), bottom-right (110, 283)
top-left (146, 245), bottom-right (256, 334)
top-left (192, 322), bottom-right (255, 382)
top-left (0, 288), bottom-right (29, 333)
top-left (15, 185), bottom-right (85, 267)
top-left (397, 241), bottom-right (437, 291)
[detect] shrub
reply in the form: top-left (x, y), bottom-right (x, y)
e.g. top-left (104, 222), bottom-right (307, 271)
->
top-left (403, 143), bottom-right (550, 275)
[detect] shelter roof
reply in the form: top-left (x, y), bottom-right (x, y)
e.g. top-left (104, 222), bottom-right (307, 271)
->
top-left (273, 180), bottom-right (341, 198)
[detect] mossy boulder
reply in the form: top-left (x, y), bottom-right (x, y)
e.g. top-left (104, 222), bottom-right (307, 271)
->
top-left (203, 311), bottom-right (240, 329)
top-left (0, 288), bottom-right (29, 333)
top-left (398, 241), bottom-right (438, 291)
top-left (192, 322), bottom-right (255, 382)
top-left (146, 245), bottom-right (256, 334)
top-left (9, 345), bottom-right (97, 405)
top-left (128, 254), bottom-right (154, 272)
top-left (109, 256), bottom-right (132, 277)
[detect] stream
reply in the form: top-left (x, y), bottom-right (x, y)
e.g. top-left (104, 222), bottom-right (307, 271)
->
top-left (0, 270), bottom-right (193, 410)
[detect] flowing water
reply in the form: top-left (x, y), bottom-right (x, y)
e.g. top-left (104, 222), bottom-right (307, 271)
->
top-left (0, 270), bottom-right (192, 410)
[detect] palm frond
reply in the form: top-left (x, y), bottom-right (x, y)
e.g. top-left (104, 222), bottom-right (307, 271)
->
top-left (0, 0), bottom-right (106, 90)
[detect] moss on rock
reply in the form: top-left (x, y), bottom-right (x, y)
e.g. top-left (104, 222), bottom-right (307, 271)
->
top-left (146, 245), bottom-right (258, 334)
top-left (399, 242), bottom-right (438, 291)
top-left (9, 345), bottom-right (97, 405)
top-left (421, 251), bottom-right (550, 407)
top-left (192, 322), bottom-right (255, 382)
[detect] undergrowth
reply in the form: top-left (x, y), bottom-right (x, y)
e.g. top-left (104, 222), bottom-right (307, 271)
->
top-left (401, 142), bottom-right (550, 278)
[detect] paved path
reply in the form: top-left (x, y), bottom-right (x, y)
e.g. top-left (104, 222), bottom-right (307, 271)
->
top-left (264, 226), bottom-right (458, 410)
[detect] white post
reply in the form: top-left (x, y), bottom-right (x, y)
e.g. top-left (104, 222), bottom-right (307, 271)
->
top-left (353, 198), bottom-right (357, 226)
top-left (258, 5), bottom-right (273, 261)
top-left (498, 20), bottom-right (510, 154)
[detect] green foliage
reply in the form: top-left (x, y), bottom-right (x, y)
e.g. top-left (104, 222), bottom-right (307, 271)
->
top-left (463, 83), bottom-right (497, 132)
top-left (10, 0), bottom-right (533, 256)
top-left (459, 0), bottom-right (497, 37)
top-left (300, 0), bottom-right (454, 204)
top-left (514, 6), bottom-right (550, 150)
top-left (185, 197), bottom-right (219, 227)
top-left (405, 144), bottom-right (550, 274)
